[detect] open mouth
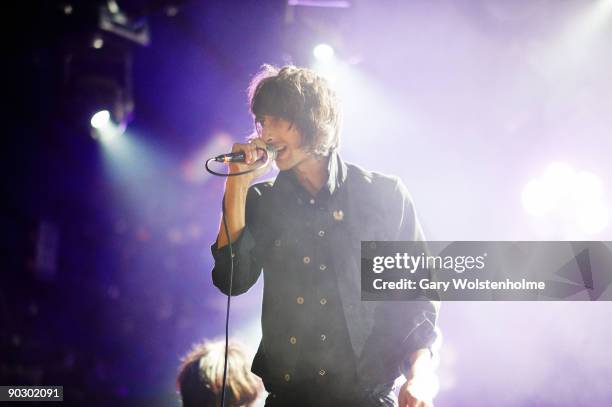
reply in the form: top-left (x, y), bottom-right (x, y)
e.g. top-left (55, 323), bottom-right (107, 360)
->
top-left (274, 145), bottom-right (287, 159)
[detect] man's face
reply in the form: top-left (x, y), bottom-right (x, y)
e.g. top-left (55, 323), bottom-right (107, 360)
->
top-left (258, 115), bottom-right (310, 171)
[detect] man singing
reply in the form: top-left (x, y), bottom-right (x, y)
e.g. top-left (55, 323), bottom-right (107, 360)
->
top-left (211, 65), bottom-right (439, 406)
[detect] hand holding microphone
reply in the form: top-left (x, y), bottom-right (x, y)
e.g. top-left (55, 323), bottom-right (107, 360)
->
top-left (214, 140), bottom-right (277, 165)
top-left (209, 138), bottom-right (276, 180)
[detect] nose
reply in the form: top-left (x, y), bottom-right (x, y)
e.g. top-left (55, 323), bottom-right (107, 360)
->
top-left (261, 130), bottom-right (274, 143)
top-left (258, 125), bottom-right (274, 144)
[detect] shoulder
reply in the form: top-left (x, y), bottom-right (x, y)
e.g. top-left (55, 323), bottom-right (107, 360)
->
top-left (344, 162), bottom-right (417, 218)
top-left (343, 162), bottom-right (420, 240)
top-left (244, 180), bottom-right (275, 221)
top-left (345, 162), bottom-right (405, 196)
top-left (244, 180), bottom-right (275, 211)
top-left (248, 180), bottom-right (274, 197)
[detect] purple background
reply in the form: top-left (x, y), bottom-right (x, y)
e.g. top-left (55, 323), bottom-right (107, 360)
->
top-left (4, 0), bottom-right (612, 405)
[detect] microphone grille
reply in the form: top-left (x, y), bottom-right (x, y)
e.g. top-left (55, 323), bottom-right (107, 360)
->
top-left (265, 144), bottom-right (278, 160)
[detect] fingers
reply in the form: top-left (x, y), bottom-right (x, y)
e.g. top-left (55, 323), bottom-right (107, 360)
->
top-left (249, 138), bottom-right (269, 163)
top-left (231, 142), bottom-right (260, 164)
top-left (250, 137), bottom-right (268, 149)
top-left (247, 142), bottom-right (258, 164)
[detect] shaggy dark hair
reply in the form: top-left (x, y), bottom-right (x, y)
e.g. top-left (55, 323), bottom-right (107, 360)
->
top-left (248, 64), bottom-right (341, 156)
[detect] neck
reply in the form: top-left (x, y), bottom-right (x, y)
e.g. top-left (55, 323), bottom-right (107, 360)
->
top-left (292, 154), bottom-right (329, 196)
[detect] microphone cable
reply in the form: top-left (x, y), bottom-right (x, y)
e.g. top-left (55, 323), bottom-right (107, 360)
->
top-left (208, 148), bottom-right (274, 406)
top-left (219, 193), bottom-right (233, 407)
top-left (205, 158), bottom-right (268, 177)
top-left (205, 146), bottom-right (274, 177)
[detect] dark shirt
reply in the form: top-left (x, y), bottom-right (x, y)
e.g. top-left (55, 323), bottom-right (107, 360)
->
top-left (211, 152), bottom-right (439, 401)
top-left (279, 165), bottom-right (359, 396)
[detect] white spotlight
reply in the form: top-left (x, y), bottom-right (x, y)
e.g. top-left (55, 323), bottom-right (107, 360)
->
top-left (313, 43), bottom-right (335, 61)
top-left (92, 35), bottom-right (104, 49)
top-left (522, 162), bottom-right (610, 236)
top-left (90, 110), bottom-right (111, 129)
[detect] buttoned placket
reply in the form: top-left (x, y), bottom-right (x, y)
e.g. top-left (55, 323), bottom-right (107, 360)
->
top-left (224, 154), bottom-right (377, 391)
top-left (281, 167), bottom-right (350, 386)
top-left (312, 200), bottom-right (338, 383)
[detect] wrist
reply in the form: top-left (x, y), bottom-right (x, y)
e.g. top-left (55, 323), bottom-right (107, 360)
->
top-left (225, 177), bottom-right (251, 193)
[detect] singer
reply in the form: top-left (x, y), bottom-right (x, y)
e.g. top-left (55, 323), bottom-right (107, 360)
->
top-left (211, 65), bottom-right (439, 407)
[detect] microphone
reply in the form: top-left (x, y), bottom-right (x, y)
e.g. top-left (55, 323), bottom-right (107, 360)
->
top-left (214, 144), bottom-right (277, 163)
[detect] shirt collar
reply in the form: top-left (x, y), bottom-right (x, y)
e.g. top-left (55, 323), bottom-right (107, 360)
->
top-left (325, 151), bottom-right (348, 195)
top-left (273, 151), bottom-right (348, 197)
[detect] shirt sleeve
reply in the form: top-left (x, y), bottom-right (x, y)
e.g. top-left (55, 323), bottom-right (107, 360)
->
top-left (357, 176), bottom-right (441, 385)
top-left (210, 184), bottom-right (268, 296)
top-left (391, 177), bottom-right (441, 376)
top-left (392, 176), bottom-right (426, 242)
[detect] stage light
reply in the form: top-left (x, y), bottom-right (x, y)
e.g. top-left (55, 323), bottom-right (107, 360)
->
top-left (58, 0), bottom-right (150, 138)
top-left (313, 43), bottom-right (335, 61)
top-left (165, 6), bottom-right (179, 17)
top-left (577, 201), bottom-right (609, 235)
top-left (90, 109), bottom-right (128, 141)
top-left (522, 162), bottom-right (573, 216)
top-left (91, 120), bottom-right (126, 142)
top-left (63, 45), bottom-right (134, 137)
top-left (107, 0), bottom-right (119, 14)
top-left (91, 110), bottom-right (111, 129)
top-left (92, 36), bottom-right (104, 49)
top-left (522, 162), bottom-right (609, 236)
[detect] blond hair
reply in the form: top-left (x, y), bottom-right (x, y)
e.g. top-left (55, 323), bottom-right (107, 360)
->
top-left (177, 340), bottom-right (262, 407)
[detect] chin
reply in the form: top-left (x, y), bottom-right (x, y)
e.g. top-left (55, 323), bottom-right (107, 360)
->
top-left (274, 157), bottom-right (294, 171)
top-left (275, 162), bottom-right (290, 171)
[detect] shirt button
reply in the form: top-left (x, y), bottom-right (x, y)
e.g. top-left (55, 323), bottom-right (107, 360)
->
top-left (274, 239), bottom-right (281, 247)
top-left (318, 230), bottom-right (325, 237)
top-left (303, 256), bottom-right (311, 264)
top-left (284, 373), bottom-right (291, 382)
top-left (319, 264), bottom-right (327, 271)
top-left (309, 198), bottom-right (315, 205)
top-left (319, 369), bottom-right (326, 376)
top-left (289, 336), bottom-right (297, 345)
top-left (320, 298), bottom-right (327, 305)
top-left (296, 296), bottom-right (304, 305)
top-left (320, 334), bottom-right (327, 341)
